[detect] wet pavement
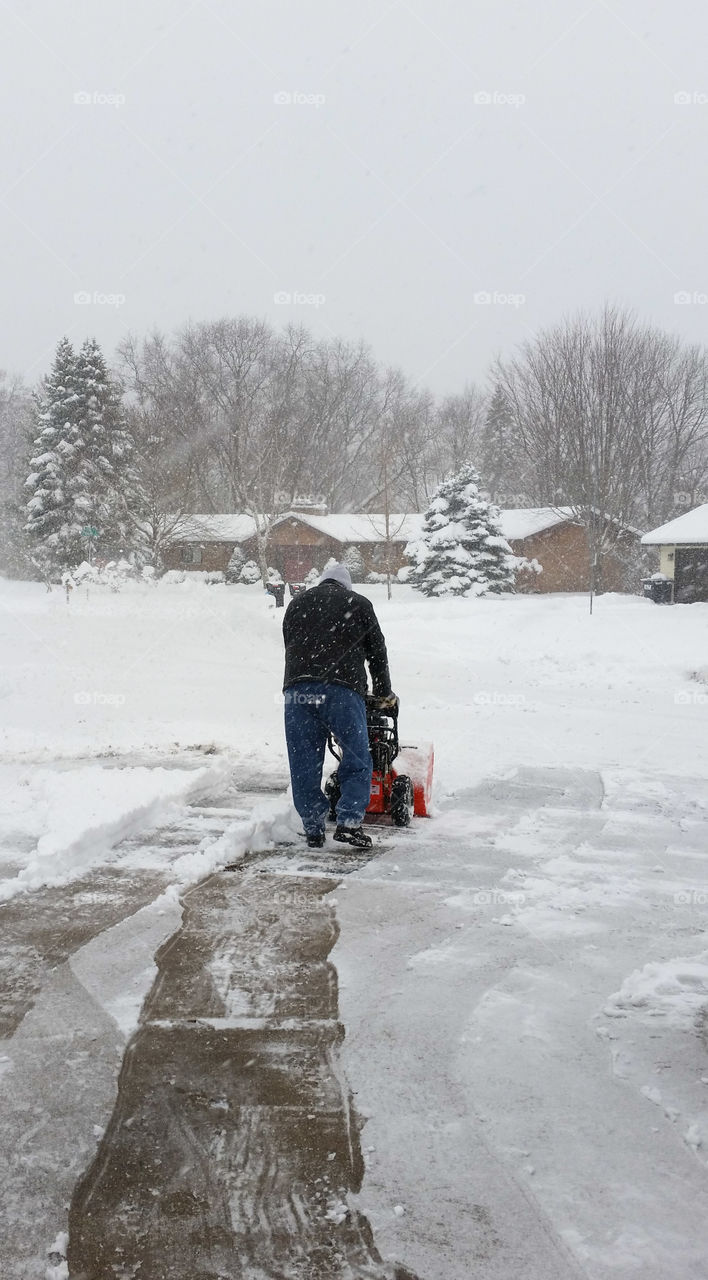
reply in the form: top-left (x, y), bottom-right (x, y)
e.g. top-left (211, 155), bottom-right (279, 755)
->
top-left (5, 762), bottom-right (707, 1279)
top-left (68, 861), bottom-right (418, 1280)
top-left (0, 866), bottom-right (169, 1038)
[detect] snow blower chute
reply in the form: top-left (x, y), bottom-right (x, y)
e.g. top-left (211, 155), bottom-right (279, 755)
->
top-left (325, 695), bottom-right (434, 826)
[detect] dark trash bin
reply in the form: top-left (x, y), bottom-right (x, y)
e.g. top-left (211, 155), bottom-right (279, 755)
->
top-left (266, 582), bottom-right (286, 607)
top-left (642, 576), bottom-right (673, 604)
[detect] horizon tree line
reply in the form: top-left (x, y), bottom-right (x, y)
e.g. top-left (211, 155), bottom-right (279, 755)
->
top-left (2, 304), bottom-right (707, 581)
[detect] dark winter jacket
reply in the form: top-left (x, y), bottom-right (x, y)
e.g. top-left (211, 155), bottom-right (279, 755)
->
top-left (282, 580), bottom-right (391, 699)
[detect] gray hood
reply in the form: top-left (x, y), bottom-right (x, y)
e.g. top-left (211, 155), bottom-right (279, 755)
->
top-left (319, 563), bottom-right (353, 590)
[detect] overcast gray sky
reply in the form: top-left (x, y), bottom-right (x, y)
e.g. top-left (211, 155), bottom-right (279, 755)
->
top-left (2, 0), bottom-right (707, 393)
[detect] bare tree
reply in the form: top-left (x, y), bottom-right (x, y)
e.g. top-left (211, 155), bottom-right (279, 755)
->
top-left (494, 306), bottom-right (708, 597)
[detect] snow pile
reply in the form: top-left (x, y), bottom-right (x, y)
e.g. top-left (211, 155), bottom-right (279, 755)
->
top-left (605, 952), bottom-right (708, 1026)
top-left (0, 761), bottom-right (227, 901)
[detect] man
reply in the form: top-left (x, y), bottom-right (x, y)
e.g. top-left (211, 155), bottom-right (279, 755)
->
top-left (282, 563), bottom-right (393, 849)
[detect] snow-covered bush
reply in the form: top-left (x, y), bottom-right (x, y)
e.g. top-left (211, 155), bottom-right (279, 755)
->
top-left (407, 463), bottom-right (517, 597)
top-left (266, 566), bottom-right (284, 584)
top-left (160, 569), bottom-right (223, 585)
top-left (366, 571), bottom-right (388, 584)
top-left (303, 566), bottom-right (321, 588)
top-left (72, 559), bottom-right (139, 591)
top-left (239, 559), bottom-right (261, 584)
top-left (225, 546), bottom-right (246, 583)
top-left (342, 545), bottom-right (366, 583)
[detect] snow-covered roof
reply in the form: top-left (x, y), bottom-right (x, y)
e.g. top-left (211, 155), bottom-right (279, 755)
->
top-left (272, 512), bottom-right (424, 543)
top-left (167, 512), bottom-right (424, 544)
top-left (641, 504), bottom-right (708, 546)
top-left (168, 515), bottom-right (260, 542)
top-left (498, 507), bottom-right (575, 541)
top-left (166, 506), bottom-right (634, 547)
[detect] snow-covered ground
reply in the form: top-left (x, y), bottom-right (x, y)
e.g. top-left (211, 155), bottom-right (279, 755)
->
top-left (1, 575), bottom-right (707, 1277)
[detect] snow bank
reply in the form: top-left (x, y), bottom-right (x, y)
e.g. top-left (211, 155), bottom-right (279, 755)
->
top-left (606, 952), bottom-right (708, 1027)
top-left (0, 761), bottom-right (229, 901)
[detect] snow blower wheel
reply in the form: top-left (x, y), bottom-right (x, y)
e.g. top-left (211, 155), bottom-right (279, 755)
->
top-left (390, 774), bottom-right (414, 826)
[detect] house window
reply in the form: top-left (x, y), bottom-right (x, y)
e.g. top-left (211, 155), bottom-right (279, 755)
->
top-left (182, 545), bottom-right (203, 566)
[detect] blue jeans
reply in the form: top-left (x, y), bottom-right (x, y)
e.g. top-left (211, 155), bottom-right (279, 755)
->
top-left (284, 681), bottom-right (372, 834)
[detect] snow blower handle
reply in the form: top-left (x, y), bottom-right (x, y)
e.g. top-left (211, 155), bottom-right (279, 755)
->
top-left (367, 691), bottom-right (399, 714)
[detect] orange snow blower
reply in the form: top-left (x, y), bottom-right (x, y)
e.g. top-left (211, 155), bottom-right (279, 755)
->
top-left (325, 695), bottom-right (434, 826)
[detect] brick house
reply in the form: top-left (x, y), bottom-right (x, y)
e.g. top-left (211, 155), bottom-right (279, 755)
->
top-left (503, 508), bottom-right (639, 593)
top-left (163, 511), bottom-right (420, 579)
top-left (163, 506), bottom-right (640, 592)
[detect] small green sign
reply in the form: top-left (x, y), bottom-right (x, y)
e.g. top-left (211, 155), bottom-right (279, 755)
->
top-left (81, 525), bottom-right (100, 538)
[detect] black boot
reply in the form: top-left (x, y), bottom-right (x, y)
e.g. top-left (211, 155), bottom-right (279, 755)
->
top-left (306, 830), bottom-right (326, 849)
top-left (333, 824), bottom-right (372, 849)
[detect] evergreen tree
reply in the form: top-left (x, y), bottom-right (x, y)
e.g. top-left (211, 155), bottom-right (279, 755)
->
top-left (342, 544), bottom-right (365, 582)
top-left (407, 462), bottom-right (517, 597)
top-left (73, 338), bottom-right (145, 560)
top-left (225, 545), bottom-right (246, 583)
top-left (0, 374), bottom-right (35, 579)
top-left (25, 337), bottom-right (85, 576)
top-left (25, 338), bottom-right (146, 578)
top-left (480, 383), bottom-right (522, 504)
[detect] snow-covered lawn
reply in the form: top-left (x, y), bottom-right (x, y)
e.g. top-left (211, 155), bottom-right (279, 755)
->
top-left (1, 575), bottom-right (708, 1277)
top-left (1, 575), bottom-right (706, 832)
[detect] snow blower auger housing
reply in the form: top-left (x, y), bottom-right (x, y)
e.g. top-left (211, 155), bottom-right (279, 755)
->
top-left (325, 695), bottom-right (434, 826)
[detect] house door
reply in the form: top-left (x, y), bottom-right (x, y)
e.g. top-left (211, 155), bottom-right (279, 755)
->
top-left (674, 546), bottom-right (708, 603)
top-left (282, 546), bottom-right (319, 582)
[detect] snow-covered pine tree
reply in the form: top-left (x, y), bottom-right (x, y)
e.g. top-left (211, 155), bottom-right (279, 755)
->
top-left (225, 545), bottom-right (246, 583)
top-left (0, 374), bottom-right (35, 579)
top-left (25, 337), bottom-right (85, 576)
top-left (342, 544), bottom-right (365, 582)
top-left (407, 462), bottom-right (517, 597)
top-left (480, 383), bottom-right (520, 504)
top-left (73, 338), bottom-right (145, 561)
